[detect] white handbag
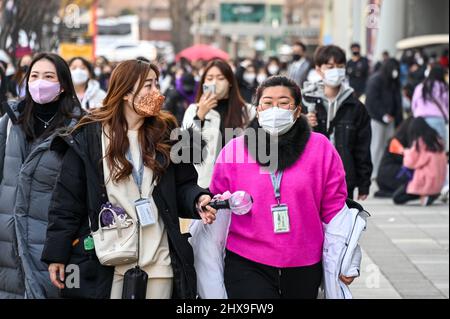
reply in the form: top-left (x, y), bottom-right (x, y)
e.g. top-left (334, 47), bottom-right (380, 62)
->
top-left (92, 207), bottom-right (138, 266)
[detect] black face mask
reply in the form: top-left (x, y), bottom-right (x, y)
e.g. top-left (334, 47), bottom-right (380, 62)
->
top-left (21, 65), bottom-right (30, 73)
top-left (292, 54), bottom-right (302, 61)
top-left (352, 51), bottom-right (360, 57)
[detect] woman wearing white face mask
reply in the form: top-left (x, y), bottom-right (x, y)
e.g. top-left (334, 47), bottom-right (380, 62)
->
top-left (265, 57), bottom-right (282, 76)
top-left (208, 76), bottom-right (361, 299)
top-left (236, 61), bottom-right (258, 104)
top-left (68, 57), bottom-right (106, 110)
top-left (182, 59), bottom-right (256, 189)
top-left (0, 53), bottom-right (82, 298)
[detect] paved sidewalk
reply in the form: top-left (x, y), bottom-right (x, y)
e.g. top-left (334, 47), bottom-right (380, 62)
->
top-left (351, 196), bottom-right (449, 299)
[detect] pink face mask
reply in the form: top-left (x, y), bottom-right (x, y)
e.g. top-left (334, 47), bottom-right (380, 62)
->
top-left (28, 79), bottom-right (61, 104)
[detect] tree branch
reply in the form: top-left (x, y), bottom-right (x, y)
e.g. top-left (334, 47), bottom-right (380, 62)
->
top-left (189, 0), bottom-right (206, 15)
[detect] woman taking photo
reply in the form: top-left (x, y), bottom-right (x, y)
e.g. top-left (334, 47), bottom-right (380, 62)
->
top-left (68, 56), bottom-right (106, 110)
top-left (41, 59), bottom-right (216, 299)
top-left (209, 76), bottom-right (357, 299)
top-left (182, 59), bottom-right (255, 189)
top-left (0, 53), bottom-right (81, 298)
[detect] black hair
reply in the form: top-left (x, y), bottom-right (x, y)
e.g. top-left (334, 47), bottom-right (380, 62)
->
top-left (422, 65), bottom-right (448, 102)
top-left (293, 41), bottom-right (306, 52)
top-left (68, 56), bottom-right (95, 79)
top-left (19, 52), bottom-right (81, 140)
top-left (253, 75), bottom-right (302, 107)
top-left (136, 56), bottom-right (151, 63)
top-left (181, 72), bottom-right (196, 92)
top-left (394, 116), bottom-right (414, 147)
top-left (314, 45), bottom-right (346, 67)
top-left (268, 56), bottom-right (280, 64)
top-left (350, 43), bottom-right (361, 50)
top-left (407, 117), bottom-right (444, 153)
top-left (96, 55), bottom-right (110, 65)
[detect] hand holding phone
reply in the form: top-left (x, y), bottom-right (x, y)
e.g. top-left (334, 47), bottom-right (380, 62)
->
top-left (197, 84), bottom-right (218, 120)
top-left (203, 84), bottom-right (216, 94)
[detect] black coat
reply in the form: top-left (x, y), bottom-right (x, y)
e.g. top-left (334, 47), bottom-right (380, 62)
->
top-left (365, 72), bottom-right (403, 126)
top-left (41, 121), bottom-right (210, 299)
top-left (235, 66), bottom-right (257, 104)
top-left (163, 87), bottom-right (190, 125)
top-left (346, 57), bottom-right (370, 98)
top-left (376, 140), bottom-right (409, 194)
top-left (303, 94), bottom-right (372, 195)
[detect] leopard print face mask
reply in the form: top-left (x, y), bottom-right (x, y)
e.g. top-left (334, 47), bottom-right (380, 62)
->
top-left (133, 90), bottom-right (166, 117)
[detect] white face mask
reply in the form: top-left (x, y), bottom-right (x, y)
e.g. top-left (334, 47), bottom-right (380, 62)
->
top-left (71, 68), bottom-right (89, 85)
top-left (243, 72), bottom-right (256, 84)
top-left (94, 67), bottom-right (101, 77)
top-left (258, 107), bottom-right (297, 136)
top-left (392, 69), bottom-right (399, 79)
top-left (323, 68), bottom-right (346, 87)
top-left (267, 64), bottom-right (279, 75)
top-left (257, 73), bottom-right (267, 84)
top-left (424, 68), bottom-right (430, 78)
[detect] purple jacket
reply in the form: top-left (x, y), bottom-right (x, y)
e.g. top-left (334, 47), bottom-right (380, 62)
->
top-left (412, 82), bottom-right (449, 119)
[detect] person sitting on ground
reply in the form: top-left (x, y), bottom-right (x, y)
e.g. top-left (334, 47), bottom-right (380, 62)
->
top-left (393, 117), bottom-right (447, 206)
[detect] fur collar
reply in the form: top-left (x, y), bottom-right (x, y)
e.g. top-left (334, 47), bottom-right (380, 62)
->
top-left (244, 115), bottom-right (311, 171)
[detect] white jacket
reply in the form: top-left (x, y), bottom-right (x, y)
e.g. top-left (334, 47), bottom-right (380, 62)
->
top-left (182, 103), bottom-right (256, 188)
top-left (190, 199), bottom-right (369, 299)
top-left (322, 201), bottom-right (370, 299)
top-left (80, 79), bottom-right (106, 110)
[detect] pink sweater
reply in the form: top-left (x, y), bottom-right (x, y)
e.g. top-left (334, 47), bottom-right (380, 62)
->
top-left (209, 133), bottom-right (348, 268)
top-left (404, 138), bottom-right (447, 196)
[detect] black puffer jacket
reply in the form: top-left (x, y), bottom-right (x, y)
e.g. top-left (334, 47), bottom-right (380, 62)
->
top-left (302, 92), bottom-right (372, 195)
top-left (365, 72), bottom-right (403, 127)
top-left (41, 121), bottom-right (210, 299)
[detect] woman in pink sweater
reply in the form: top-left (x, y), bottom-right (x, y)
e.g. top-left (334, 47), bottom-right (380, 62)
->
top-left (209, 76), bottom-right (352, 299)
top-left (393, 117), bottom-right (447, 206)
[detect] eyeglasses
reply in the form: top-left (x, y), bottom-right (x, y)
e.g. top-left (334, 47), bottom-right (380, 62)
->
top-left (258, 101), bottom-right (294, 111)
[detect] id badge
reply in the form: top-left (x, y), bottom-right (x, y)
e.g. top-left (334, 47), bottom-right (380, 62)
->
top-left (135, 198), bottom-right (156, 227)
top-left (271, 204), bottom-right (290, 234)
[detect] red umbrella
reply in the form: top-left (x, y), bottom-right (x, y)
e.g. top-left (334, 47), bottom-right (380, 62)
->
top-left (176, 44), bottom-right (230, 62)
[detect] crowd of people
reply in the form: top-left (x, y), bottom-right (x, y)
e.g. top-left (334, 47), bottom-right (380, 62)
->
top-left (0, 40), bottom-right (448, 299)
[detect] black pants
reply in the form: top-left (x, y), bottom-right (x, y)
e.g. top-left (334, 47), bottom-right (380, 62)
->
top-left (347, 186), bottom-right (355, 200)
top-left (224, 250), bottom-right (322, 299)
top-left (393, 183), bottom-right (420, 204)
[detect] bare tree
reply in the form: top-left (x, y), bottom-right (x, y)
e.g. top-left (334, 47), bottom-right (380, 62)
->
top-left (169, 0), bottom-right (206, 54)
top-left (0, 0), bottom-right (60, 64)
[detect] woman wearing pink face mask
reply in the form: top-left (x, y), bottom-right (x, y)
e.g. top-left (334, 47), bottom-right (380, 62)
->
top-left (0, 53), bottom-right (82, 298)
top-left (41, 59), bottom-right (217, 299)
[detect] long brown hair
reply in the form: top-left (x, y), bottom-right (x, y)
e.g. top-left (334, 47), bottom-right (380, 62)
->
top-left (74, 59), bottom-right (177, 183)
top-left (195, 59), bottom-right (249, 128)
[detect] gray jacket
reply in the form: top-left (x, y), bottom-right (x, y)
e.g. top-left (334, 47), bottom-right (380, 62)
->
top-left (0, 101), bottom-right (79, 298)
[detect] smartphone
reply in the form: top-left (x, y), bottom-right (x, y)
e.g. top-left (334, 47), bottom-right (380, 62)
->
top-left (203, 84), bottom-right (216, 94)
top-left (307, 104), bottom-right (316, 113)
